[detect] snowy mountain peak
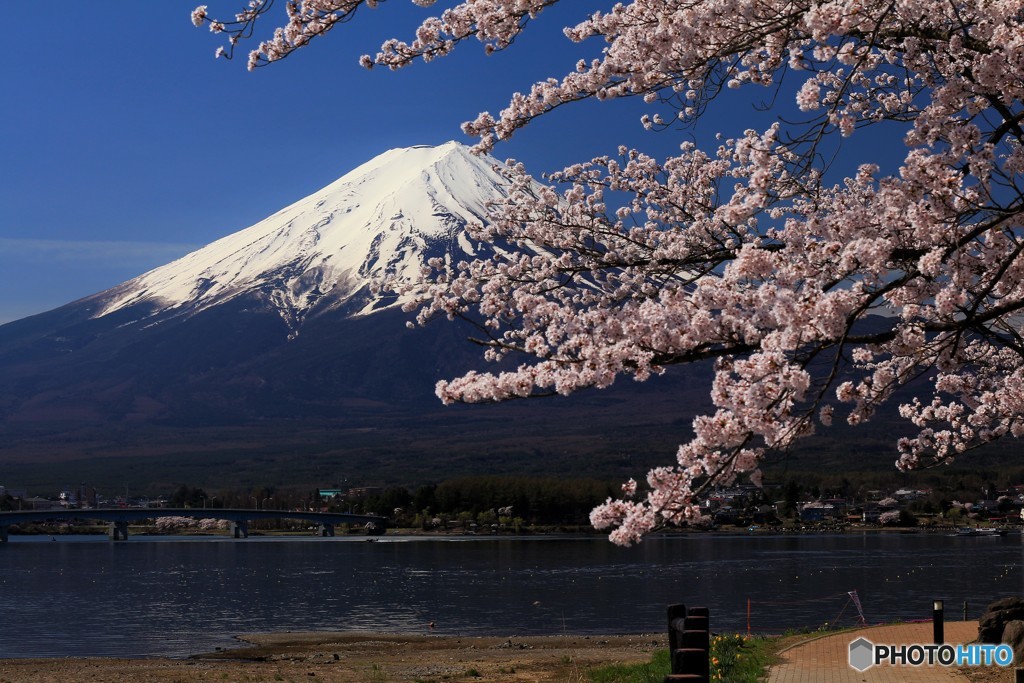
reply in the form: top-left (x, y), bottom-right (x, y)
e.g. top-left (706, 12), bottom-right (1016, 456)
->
top-left (94, 142), bottom-right (509, 334)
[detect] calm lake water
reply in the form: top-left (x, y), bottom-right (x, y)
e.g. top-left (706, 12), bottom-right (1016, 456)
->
top-left (1, 532), bottom-right (1022, 658)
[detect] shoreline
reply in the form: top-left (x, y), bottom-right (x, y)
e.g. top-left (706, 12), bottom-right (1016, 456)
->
top-left (0, 632), bottom-right (668, 682)
top-left (3, 521), bottom-right (1008, 541)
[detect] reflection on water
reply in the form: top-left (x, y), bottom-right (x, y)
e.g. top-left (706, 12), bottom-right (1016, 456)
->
top-left (1, 533), bottom-right (1022, 658)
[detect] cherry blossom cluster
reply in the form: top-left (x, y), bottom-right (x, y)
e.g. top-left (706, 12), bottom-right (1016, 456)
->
top-left (193, 1), bottom-right (556, 71)
top-left (154, 516), bottom-right (229, 531)
top-left (877, 510), bottom-right (901, 525)
top-left (193, 0), bottom-right (373, 68)
top-left (196, 1), bottom-right (1024, 545)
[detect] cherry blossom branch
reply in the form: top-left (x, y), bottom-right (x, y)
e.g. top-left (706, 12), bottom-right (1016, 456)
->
top-left (193, 0), bottom-right (1024, 545)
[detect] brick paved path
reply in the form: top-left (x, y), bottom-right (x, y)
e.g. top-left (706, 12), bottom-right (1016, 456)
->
top-left (766, 621), bottom-right (981, 682)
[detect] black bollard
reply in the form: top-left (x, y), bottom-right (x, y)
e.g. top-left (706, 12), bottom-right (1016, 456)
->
top-left (667, 604), bottom-right (687, 660)
top-left (665, 605), bottom-right (710, 683)
top-left (933, 599), bottom-right (944, 644)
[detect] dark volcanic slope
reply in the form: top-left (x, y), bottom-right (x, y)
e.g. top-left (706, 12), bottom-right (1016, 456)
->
top-left (0, 293), bottom-right (721, 489)
top-left (2, 299), bottom-right (1019, 492)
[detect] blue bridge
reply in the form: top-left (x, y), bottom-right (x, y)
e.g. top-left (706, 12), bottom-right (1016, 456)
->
top-left (0, 508), bottom-right (386, 542)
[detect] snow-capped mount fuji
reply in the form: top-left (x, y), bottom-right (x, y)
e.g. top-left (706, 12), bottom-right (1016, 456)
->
top-left (95, 141), bottom-right (504, 336)
top-left (0, 142), bottom-right (527, 428)
top-left (0, 142), bottom-right (718, 487)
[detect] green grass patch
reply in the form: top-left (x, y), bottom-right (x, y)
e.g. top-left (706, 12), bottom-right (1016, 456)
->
top-left (587, 635), bottom-right (778, 683)
top-left (588, 649), bottom-right (670, 683)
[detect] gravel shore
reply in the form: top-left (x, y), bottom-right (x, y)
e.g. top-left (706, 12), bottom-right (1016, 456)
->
top-left (0, 632), bottom-right (667, 683)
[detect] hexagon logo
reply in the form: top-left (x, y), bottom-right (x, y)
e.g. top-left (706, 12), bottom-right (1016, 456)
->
top-left (849, 637), bottom-right (875, 672)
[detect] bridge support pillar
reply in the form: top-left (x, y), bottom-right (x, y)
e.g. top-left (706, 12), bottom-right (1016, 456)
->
top-left (230, 520), bottom-right (249, 539)
top-left (0, 526), bottom-right (7, 543)
top-left (318, 523), bottom-right (335, 537)
top-left (108, 521), bottom-right (129, 541)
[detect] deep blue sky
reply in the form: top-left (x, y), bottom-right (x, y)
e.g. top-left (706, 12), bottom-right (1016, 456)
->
top-left (0, 2), bottom-right (801, 324)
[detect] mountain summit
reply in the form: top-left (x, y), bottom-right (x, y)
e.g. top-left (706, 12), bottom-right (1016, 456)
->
top-left (95, 142), bottom-right (506, 336)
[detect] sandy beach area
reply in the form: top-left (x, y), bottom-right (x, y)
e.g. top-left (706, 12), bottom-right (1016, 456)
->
top-left (0, 632), bottom-right (667, 683)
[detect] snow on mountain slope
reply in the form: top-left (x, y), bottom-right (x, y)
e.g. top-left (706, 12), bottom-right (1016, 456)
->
top-left (95, 142), bottom-right (509, 335)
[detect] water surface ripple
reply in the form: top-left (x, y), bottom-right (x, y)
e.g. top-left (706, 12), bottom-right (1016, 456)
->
top-left (1, 532), bottom-right (1020, 658)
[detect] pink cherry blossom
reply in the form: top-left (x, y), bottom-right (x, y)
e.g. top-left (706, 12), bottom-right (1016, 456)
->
top-left (196, 1), bottom-right (1024, 545)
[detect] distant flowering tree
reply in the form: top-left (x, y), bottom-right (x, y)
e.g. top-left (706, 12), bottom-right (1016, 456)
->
top-left (155, 516), bottom-right (195, 531)
top-left (877, 509), bottom-right (901, 526)
top-left (195, 1), bottom-right (1024, 544)
top-left (154, 515), bottom-right (228, 532)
